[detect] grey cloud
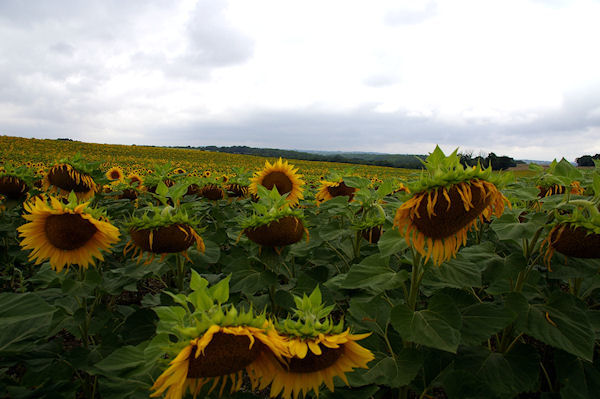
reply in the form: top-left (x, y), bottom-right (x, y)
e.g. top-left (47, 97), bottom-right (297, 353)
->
top-left (385, 1), bottom-right (437, 26)
top-left (363, 74), bottom-right (399, 87)
top-left (182, 0), bottom-right (254, 68)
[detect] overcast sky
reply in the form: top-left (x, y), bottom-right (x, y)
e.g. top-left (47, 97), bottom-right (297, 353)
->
top-left (1, 0), bottom-right (600, 161)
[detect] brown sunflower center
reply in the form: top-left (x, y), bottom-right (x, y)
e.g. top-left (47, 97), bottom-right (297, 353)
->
top-left (412, 183), bottom-right (492, 239)
top-left (327, 182), bottom-right (356, 199)
top-left (551, 225), bottom-right (600, 259)
top-left (187, 333), bottom-right (263, 378)
top-left (261, 172), bottom-right (293, 195)
top-left (130, 224), bottom-right (196, 253)
top-left (287, 345), bottom-right (343, 373)
top-left (45, 213), bottom-right (98, 250)
top-left (109, 171), bottom-right (121, 179)
top-left (0, 176), bottom-right (29, 199)
top-left (199, 184), bottom-right (224, 200)
top-left (48, 165), bottom-right (94, 193)
top-left (244, 216), bottom-right (304, 247)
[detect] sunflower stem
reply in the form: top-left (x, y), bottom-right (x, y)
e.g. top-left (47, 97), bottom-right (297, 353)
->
top-left (175, 253), bottom-right (186, 291)
top-left (407, 250), bottom-right (423, 311)
top-left (353, 230), bottom-right (362, 259)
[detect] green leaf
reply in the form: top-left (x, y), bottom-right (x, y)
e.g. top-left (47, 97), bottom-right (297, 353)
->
top-left (93, 343), bottom-right (148, 376)
top-left (362, 350), bottom-right (423, 387)
top-left (209, 275), bottom-right (231, 304)
top-left (512, 291), bottom-right (595, 361)
top-left (460, 303), bottom-right (515, 346)
top-left (189, 269), bottom-right (208, 292)
top-left (555, 351), bottom-right (600, 399)
top-left (0, 292), bottom-right (55, 353)
top-left (453, 344), bottom-right (540, 396)
top-left (341, 254), bottom-right (408, 293)
top-left (391, 294), bottom-right (462, 353)
top-left (377, 228), bottom-right (408, 257)
top-left (423, 243), bottom-right (498, 289)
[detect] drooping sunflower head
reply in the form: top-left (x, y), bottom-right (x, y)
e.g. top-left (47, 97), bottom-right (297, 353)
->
top-left (257, 286), bottom-right (374, 399)
top-left (17, 194), bottom-right (120, 272)
top-left (105, 166), bottom-right (125, 182)
top-left (250, 158), bottom-right (304, 206)
top-left (43, 155), bottom-right (100, 201)
top-left (124, 204), bottom-right (205, 264)
top-left (127, 172), bottom-right (144, 187)
top-left (224, 167), bottom-right (252, 198)
top-left (394, 146), bottom-right (510, 265)
top-left (0, 163), bottom-right (35, 200)
top-left (542, 200), bottom-right (600, 266)
top-left (240, 186), bottom-right (308, 249)
top-left (315, 179), bottom-right (358, 205)
top-left (534, 158), bottom-right (585, 198)
top-left (148, 272), bottom-right (289, 398)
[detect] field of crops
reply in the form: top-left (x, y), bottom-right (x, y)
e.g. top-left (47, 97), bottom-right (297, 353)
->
top-left (1, 135), bottom-right (600, 399)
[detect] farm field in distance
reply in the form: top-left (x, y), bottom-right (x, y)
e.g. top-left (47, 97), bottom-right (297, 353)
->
top-left (1, 134), bottom-right (599, 399)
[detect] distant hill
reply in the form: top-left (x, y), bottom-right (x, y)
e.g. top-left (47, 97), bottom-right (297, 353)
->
top-left (180, 145), bottom-right (427, 169)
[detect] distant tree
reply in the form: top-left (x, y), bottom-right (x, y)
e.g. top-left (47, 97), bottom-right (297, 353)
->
top-left (576, 155), bottom-right (596, 166)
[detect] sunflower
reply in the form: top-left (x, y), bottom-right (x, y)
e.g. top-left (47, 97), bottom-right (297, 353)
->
top-left (149, 274), bottom-right (289, 399)
top-left (252, 287), bottom-right (374, 399)
top-left (542, 201), bottom-right (600, 266)
top-left (0, 175), bottom-right (29, 200)
top-left (44, 163), bottom-right (98, 201)
top-left (250, 158), bottom-right (304, 206)
top-left (127, 173), bottom-right (144, 187)
top-left (105, 166), bottom-right (124, 182)
top-left (394, 147), bottom-right (510, 265)
top-left (124, 206), bottom-right (205, 264)
top-left (315, 180), bottom-right (357, 205)
top-left (538, 181), bottom-right (585, 198)
top-left (241, 186), bottom-right (308, 251)
top-left (17, 195), bottom-right (120, 272)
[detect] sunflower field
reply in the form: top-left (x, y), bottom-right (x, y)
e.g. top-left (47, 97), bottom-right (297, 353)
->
top-left (2, 136), bottom-right (600, 399)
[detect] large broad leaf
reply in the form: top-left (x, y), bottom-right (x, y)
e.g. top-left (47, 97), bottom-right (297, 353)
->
top-left (0, 292), bottom-right (56, 353)
top-left (93, 343), bottom-right (149, 376)
top-left (452, 344), bottom-right (539, 396)
top-left (377, 229), bottom-right (408, 257)
top-left (490, 209), bottom-right (546, 242)
top-left (341, 253), bottom-right (408, 293)
top-left (348, 295), bottom-right (393, 336)
top-left (509, 292), bottom-right (595, 361)
top-left (362, 350), bottom-right (423, 387)
top-left (391, 294), bottom-right (462, 353)
top-left (460, 303), bottom-right (515, 346)
top-left (423, 243), bottom-right (499, 290)
top-left (555, 351), bottom-right (600, 399)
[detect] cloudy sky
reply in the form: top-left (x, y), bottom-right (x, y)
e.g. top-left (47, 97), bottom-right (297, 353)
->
top-left (1, 0), bottom-right (600, 161)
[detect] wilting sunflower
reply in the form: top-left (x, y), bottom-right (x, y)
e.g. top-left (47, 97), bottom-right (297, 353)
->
top-left (252, 287), bottom-right (374, 399)
top-left (542, 200), bottom-right (600, 266)
top-left (149, 273), bottom-right (289, 399)
top-left (538, 181), bottom-right (585, 198)
top-left (394, 146), bottom-right (510, 265)
top-left (124, 205), bottom-right (205, 264)
top-left (44, 163), bottom-right (98, 201)
top-left (241, 186), bottom-right (308, 251)
top-left (315, 180), bottom-right (357, 204)
top-left (0, 164), bottom-right (35, 200)
top-left (17, 195), bottom-right (120, 272)
top-left (250, 158), bottom-right (304, 206)
top-left (127, 172), bottom-right (144, 187)
top-left (105, 166), bottom-right (124, 182)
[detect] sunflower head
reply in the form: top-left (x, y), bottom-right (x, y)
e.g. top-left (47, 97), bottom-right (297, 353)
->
top-left (127, 172), bottom-right (144, 187)
top-left (125, 204), bottom-right (205, 264)
top-left (105, 166), bottom-right (124, 182)
top-left (17, 193), bottom-right (120, 272)
top-left (148, 272), bottom-right (288, 398)
top-left (240, 186), bottom-right (308, 248)
top-left (260, 286), bottom-right (374, 399)
top-left (394, 146), bottom-right (510, 265)
top-left (0, 163), bottom-right (35, 200)
top-left (250, 158), bottom-right (305, 206)
top-left (542, 199), bottom-right (600, 265)
top-left (44, 154), bottom-right (101, 201)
